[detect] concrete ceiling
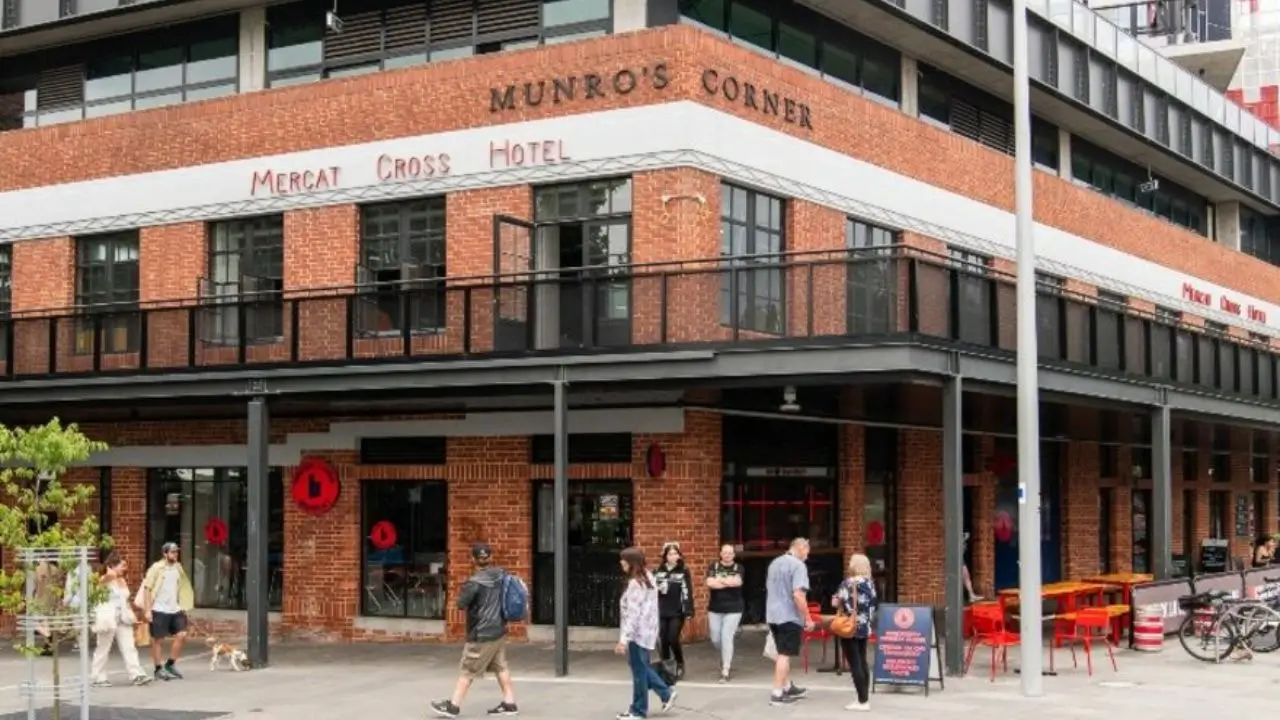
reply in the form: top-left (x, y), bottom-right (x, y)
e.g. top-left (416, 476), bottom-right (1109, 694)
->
top-left (1160, 38), bottom-right (1248, 93)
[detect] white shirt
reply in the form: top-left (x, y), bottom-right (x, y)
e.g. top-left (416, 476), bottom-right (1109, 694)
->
top-left (151, 565), bottom-right (181, 614)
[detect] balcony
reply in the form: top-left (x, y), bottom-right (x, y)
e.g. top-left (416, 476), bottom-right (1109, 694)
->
top-left (0, 247), bottom-right (1276, 405)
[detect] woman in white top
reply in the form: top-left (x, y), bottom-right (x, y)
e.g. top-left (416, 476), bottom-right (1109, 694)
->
top-left (615, 547), bottom-right (677, 720)
top-left (91, 552), bottom-right (152, 687)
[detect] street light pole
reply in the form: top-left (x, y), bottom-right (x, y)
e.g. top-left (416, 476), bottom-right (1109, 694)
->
top-left (1012, 0), bottom-right (1044, 697)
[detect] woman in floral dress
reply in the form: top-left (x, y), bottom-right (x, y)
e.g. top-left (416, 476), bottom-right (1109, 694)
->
top-left (834, 553), bottom-right (878, 712)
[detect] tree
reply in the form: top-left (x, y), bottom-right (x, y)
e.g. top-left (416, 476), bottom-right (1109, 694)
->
top-left (0, 419), bottom-right (110, 718)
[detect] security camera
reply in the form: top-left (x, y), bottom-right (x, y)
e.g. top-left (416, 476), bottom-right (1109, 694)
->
top-left (325, 10), bottom-right (344, 32)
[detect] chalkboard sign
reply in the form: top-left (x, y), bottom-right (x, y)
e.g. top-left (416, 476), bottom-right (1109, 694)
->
top-left (1200, 538), bottom-right (1229, 575)
top-left (870, 604), bottom-right (944, 696)
top-left (1171, 553), bottom-right (1190, 578)
top-left (1235, 494), bottom-right (1254, 538)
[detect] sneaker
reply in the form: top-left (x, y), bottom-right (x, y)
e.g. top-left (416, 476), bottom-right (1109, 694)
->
top-left (785, 684), bottom-right (808, 699)
top-left (487, 702), bottom-right (519, 716)
top-left (659, 690), bottom-right (677, 714)
top-left (430, 700), bottom-right (461, 718)
top-left (132, 675), bottom-right (153, 686)
top-left (770, 693), bottom-right (798, 706)
top-left (719, 669), bottom-right (730, 683)
top-left (154, 668), bottom-right (173, 682)
top-left (164, 662), bottom-right (184, 679)
top-left (616, 713), bottom-right (643, 720)
top-left (844, 702), bottom-right (871, 712)
top-left (91, 680), bottom-right (111, 688)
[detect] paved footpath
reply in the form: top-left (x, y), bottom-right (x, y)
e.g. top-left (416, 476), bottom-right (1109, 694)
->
top-left (0, 633), bottom-right (1272, 719)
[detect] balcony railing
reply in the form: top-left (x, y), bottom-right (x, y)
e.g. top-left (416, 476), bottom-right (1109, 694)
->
top-left (0, 246), bottom-right (1277, 404)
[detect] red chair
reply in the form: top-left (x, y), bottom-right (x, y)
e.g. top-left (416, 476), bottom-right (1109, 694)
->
top-left (964, 603), bottom-right (1020, 681)
top-left (1056, 607), bottom-right (1118, 675)
top-left (801, 602), bottom-right (832, 673)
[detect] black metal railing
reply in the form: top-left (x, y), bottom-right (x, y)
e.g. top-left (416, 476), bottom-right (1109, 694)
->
top-left (2, 246), bottom-right (1278, 404)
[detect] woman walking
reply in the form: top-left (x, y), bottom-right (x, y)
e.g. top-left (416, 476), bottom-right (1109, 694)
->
top-left (615, 547), bottom-right (677, 720)
top-left (834, 554), bottom-right (877, 712)
top-left (91, 552), bottom-right (152, 687)
top-left (653, 542), bottom-right (693, 679)
top-left (705, 544), bottom-right (744, 682)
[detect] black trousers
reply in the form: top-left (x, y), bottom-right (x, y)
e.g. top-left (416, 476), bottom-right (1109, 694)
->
top-left (839, 637), bottom-right (870, 704)
top-left (659, 616), bottom-right (685, 667)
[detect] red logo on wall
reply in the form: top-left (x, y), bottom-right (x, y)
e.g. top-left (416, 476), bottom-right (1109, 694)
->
top-left (369, 521), bottom-right (398, 551)
top-left (290, 458), bottom-right (340, 515)
top-left (866, 521), bottom-right (886, 547)
top-left (203, 517), bottom-right (228, 547)
top-left (646, 444), bottom-right (667, 479)
top-left (994, 511), bottom-right (1015, 543)
top-left (986, 454), bottom-right (1016, 476)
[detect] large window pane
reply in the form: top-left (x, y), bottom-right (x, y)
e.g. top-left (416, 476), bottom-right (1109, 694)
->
top-left (135, 45), bottom-right (185, 93)
top-left (720, 183), bottom-right (785, 334)
top-left (85, 54), bottom-right (133, 102)
top-left (267, 4), bottom-right (324, 72)
top-left (728, 1), bottom-right (772, 50)
top-left (187, 35), bottom-right (238, 84)
top-left (543, 0), bottom-right (610, 26)
top-left (362, 481), bottom-right (448, 619)
top-left (778, 23), bottom-right (816, 67)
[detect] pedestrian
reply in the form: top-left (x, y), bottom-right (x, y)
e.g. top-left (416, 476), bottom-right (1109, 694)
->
top-left (615, 546), bottom-right (677, 720)
top-left (91, 552), bottom-right (152, 687)
top-left (431, 543), bottom-right (519, 718)
top-left (705, 543), bottom-right (744, 682)
top-left (833, 553), bottom-right (877, 712)
top-left (136, 542), bottom-right (193, 681)
top-left (653, 542), bottom-right (692, 679)
top-left (764, 537), bottom-right (813, 706)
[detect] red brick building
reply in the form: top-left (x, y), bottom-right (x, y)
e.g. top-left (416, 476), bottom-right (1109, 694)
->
top-left (1, 0), bottom-right (1280, 659)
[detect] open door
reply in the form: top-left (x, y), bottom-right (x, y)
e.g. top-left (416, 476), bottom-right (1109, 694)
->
top-left (493, 215), bottom-right (534, 352)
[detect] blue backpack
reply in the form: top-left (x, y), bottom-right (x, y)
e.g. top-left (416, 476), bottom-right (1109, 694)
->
top-left (500, 572), bottom-right (529, 622)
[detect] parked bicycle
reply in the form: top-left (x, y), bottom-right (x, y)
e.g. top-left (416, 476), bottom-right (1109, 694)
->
top-left (1176, 575), bottom-right (1280, 662)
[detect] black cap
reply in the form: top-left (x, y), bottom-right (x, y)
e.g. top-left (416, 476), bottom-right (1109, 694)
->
top-left (471, 543), bottom-right (492, 561)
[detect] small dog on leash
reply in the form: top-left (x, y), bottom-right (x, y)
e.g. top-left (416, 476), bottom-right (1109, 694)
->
top-left (206, 637), bottom-right (251, 672)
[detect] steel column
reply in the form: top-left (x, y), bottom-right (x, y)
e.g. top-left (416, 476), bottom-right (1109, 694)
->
top-left (1151, 404), bottom-right (1174, 580)
top-left (246, 397), bottom-right (270, 668)
top-left (552, 378), bottom-right (570, 677)
top-left (941, 375), bottom-right (965, 675)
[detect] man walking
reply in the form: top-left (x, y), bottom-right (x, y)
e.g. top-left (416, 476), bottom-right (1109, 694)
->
top-left (137, 542), bottom-right (194, 681)
top-left (431, 543), bottom-right (519, 718)
top-left (764, 538), bottom-right (813, 706)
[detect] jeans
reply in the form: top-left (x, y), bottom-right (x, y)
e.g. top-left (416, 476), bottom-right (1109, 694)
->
top-left (92, 624), bottom-right (144, 683)
top-left (838, 637), bottom-right (871, 704)
top-left (658, 616), bottom-right (685, 667)
top-left (707, 612), bottom-right (743, 671)
top-left (626, 642), bottom-right (671, 717)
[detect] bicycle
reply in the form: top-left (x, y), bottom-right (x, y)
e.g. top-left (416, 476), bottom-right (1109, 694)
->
top-left (1176, 575), bottom-right (1280, 662)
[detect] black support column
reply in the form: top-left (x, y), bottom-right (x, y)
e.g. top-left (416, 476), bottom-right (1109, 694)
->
top-left (1151, 403), bottom-right (1173, 580)
top-left (941, 376), bottom-right (965, 675)
top-left (552, 378), bottom-right (570, 677)
top-left (246, 396), bottom-right (270, 668)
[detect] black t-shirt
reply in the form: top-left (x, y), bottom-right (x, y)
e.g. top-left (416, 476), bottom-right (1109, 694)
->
top-left (706, 561), bottom-right (745, 614)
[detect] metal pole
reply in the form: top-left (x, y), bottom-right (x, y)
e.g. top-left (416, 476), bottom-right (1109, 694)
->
top-left (1151, 405), bottom-right (1173, 580)
top-left (78, 549), bottom-right (89, 720)
top-left (246, 397), bottom-right (270, 669)
top-left (552, 378), bottom-right (570, 677)
top-left (941, 376), bottom-right (965, 675)
top-left (1012, 0), bottom-right (1043, 695)
top-left (25, 556), bottom-right (35, 720)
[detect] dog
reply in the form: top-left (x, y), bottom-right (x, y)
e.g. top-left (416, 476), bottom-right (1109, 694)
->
top-left (206, 637), bottom-right (251, 672)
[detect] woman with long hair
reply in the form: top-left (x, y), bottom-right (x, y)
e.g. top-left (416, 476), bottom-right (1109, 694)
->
top-left (91, 552), bottom-right (152, 687)
top-left (834, 553), bottom-right (877, 712)
top-left (615, 547), bottom-right (677, 720)
top-left (653, 542), bottom-right (693, 678)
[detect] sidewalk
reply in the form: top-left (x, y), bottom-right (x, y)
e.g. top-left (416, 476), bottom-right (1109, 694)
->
top-left (0, 633), bottom-right (1267, 719)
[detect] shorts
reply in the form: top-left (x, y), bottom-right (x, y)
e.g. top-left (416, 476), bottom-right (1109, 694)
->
top-left (150, 611), bottom-right (188, 639)
top-left (460, 638), bottom-right (509, 679)
top-left (769, 622), bottom-right (803, 657)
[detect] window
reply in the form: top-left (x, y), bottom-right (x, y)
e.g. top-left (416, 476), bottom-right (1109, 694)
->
top-left (146, 468), bottom-right (284, 611)
top-left (0, 244), bottom-right (9, 359)
top-left (356, 198), bottom-right (447, 335)
top-left (846, 218), bottom-right (897, 334)
top-left (1100, 444), bottom-right (1119, 477)
top-left (1099, 488), bottom-right (1113, 573)
top-left (1071, 137), bottom-right (1208, 236)
top-left (1096, 290), bottom-right (1125, 370)
top-left (98, 468), bottom-right (112, 541)
top-left (721, 476), bottom-right (838, 552)
top-left (1183, 449), bottom-right (1198, 483)
top-left (721, 184), bottom-right (785, 334)
top-left (532, 179), bottom-right (633, 347)
top-left (203, 216), bottom-right (285, 344)
top-left (266, 0), bottom-right (609, 87)
top-left (75, 231), bottom-right (139, 354)
top-left (918, 64), bottom-right (1059, 170)
top-left (532, 480), bottom-right (632, 626)
top-left (1036, 273), bottom-right (1064, 359)
top-left (1209, 490), bottom-right (1229, 539)
top-left (948, 247), bottom-right (992, 345)
top-left (362, 481), bottom-right (447, 619)
top-left (1132, 490), bottom-right (1151, 573)
top-left (1253, 491), bottom-right (1268, 540)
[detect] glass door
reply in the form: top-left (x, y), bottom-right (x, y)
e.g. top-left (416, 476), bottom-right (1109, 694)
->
top-left (532, 480), bottom-right (632, 627)
top-left (492, 215), bottom-right (534, 352)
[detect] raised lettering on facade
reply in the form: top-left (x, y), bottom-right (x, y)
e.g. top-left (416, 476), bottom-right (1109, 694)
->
top-left (1182, 281), bottom-right (1270, 325)
top-left (251, 167), bottom-right (341, 197)
top-left (488, 64), bottom-right (670, 113)
top-left (489, 140), bottom-right (569, 169)
top-left (700, 69), bottom-right (813, 130)
top-left (376, 153), bottom-right (452, 181)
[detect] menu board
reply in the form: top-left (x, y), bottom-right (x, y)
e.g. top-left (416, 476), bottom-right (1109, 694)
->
top-left (870, 605), bottom-right (944, 697)
top-left (1199, 538), bottom-right (1229, 575)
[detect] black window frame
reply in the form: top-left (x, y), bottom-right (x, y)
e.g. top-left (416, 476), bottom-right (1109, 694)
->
top-left (720, 183), bottom-right (786, 335)
top-left (0, 244), bottom-right (10, 361)
top-left (356, 197), bottom-right (448, 336)
top-left (1099, 487), bottom-right (1114, 573)
top-left (360, 480), bottom-right (449, 620)
top-left (202, 215), bottom-right (286, 345)
top-left (75, 231), bottom-right (140, 355)
top-left (947, 246), bottom-right (993, 345)
top-left (845, 217), bottom-right (898, 335)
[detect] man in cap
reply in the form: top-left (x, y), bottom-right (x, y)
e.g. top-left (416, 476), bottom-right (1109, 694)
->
top-left (138, 541), bottom-right (194, 681)
top-left (431, 543), bottom-right (519, 717)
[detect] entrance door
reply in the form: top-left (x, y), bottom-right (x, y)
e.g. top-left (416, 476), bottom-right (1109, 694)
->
top-left (864, 427), bottom-right (898, 602)
top-left (532, 481), bottom-right (632, 627)
top-left (992, 439), bottom-right (1063, 590)
top-left (493, 215), bottom-right (534, 352)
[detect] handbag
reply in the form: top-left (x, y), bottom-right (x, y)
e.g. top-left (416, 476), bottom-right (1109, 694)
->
top-left (133, 621), bottom-right (151, 648)
top-left (830, 608), bottom-right (856, 639)
top-left (91, 604), bottom-right (118, 635)
top-left (763, 631), bottom-right (778, 660)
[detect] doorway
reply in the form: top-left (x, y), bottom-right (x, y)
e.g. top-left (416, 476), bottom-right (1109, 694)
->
top-left (864, 427), bottom-right (898, 602)
top-left (992, 439), bottom-right (1063, 590)
top-left (531, 480), bottom-right (632, 627)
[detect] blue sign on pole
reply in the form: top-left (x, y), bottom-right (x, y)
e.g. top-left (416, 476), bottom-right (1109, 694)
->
top-left (870, 604), bottom-right (944, 696)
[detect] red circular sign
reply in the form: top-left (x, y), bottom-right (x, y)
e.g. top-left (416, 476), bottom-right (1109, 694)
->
top-left (369, 521), bottom-right (397, 551)
top-left (204, 517), bottom-right (228, 547)
top-left (646, 444), bottom-right (666, 478)
top-left (866, 520), bottom-right (885, 546)
top-left (893, 607), bottom-right (916, 629)
top-left (291, 458), bottom-right (340, 515)
top-left (994, 511), bottom-right (1015, 543)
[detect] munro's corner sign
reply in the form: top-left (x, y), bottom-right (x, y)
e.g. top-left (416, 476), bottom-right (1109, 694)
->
top-left (489, 64), bottom-right (671, 113)
top-left (701, 68), bottom-right (813, 130)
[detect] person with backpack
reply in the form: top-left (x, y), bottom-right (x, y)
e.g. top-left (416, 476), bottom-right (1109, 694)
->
top-left (431, 543), bottom-right (523, 718)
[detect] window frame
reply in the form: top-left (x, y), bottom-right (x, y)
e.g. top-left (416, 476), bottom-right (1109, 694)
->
top-left (720, 182), bottom-right (786, 335)
top-left (356, 196), bottom-right (448, 336)
top-left (720, 475), bottom-right (840, 553)
top-left (74, 231), bottom-right (140, 355)
top-left (846, 217), bottom-right (898, 335)
top-left (204, 215), bottom-right (286, 345)
top-left (360, 480), bottom-right (449, 620)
